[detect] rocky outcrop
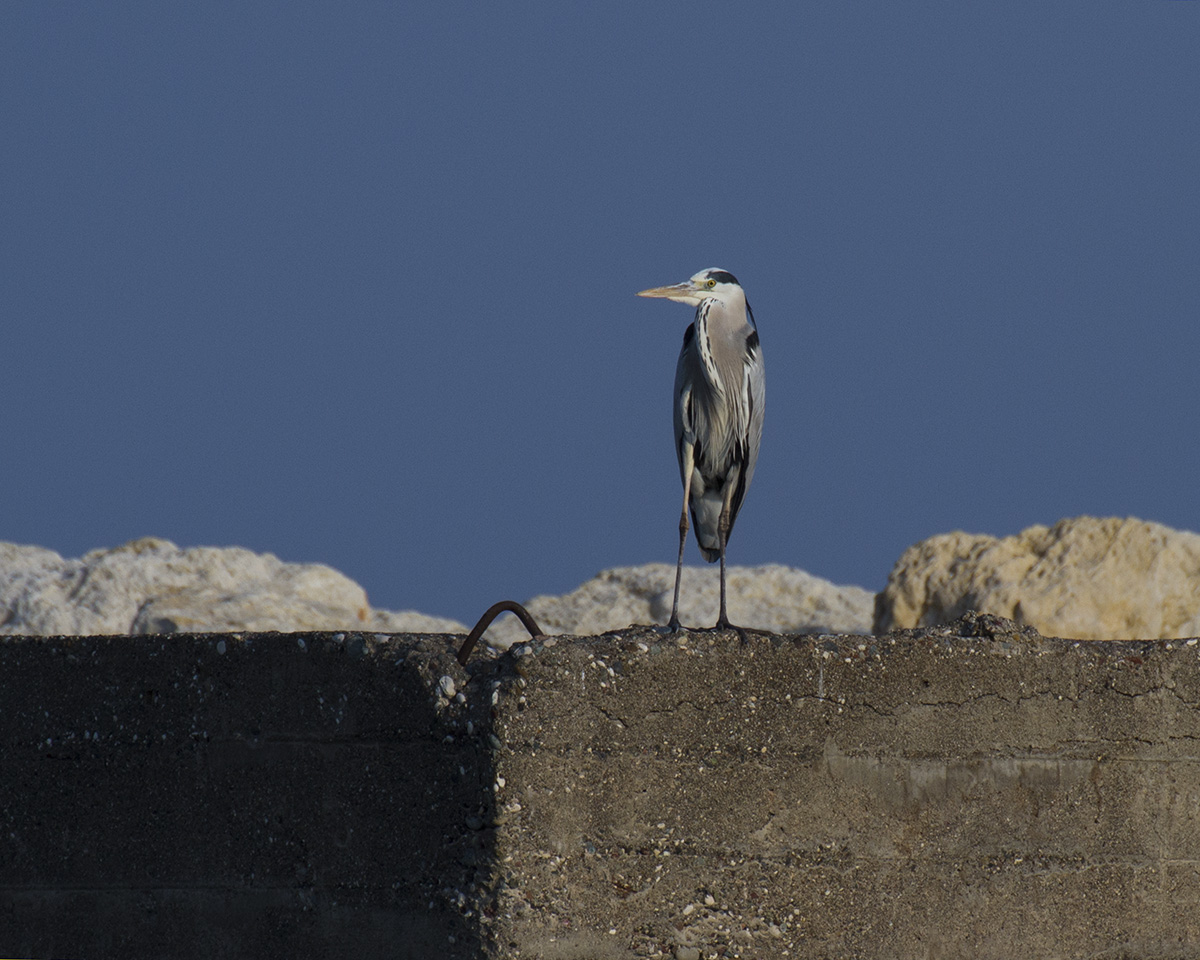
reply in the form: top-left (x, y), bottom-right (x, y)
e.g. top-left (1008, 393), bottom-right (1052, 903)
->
top-left (0, 538), bottom-right (465, 637)
top-left (481, 562), bottom-right (876, 649)
top-left (0, 542), bottom-right (875, 648)
top-left (17, 516), bottom-right (1197, 647)
top-left (875, 516), bottom-right (1200, 639)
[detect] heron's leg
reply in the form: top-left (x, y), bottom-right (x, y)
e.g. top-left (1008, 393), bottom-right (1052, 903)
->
top-left (669, 445), bottom-right (695, 632)
top-left (669, 503), bottom-right (688, 631)
top-left (716, 508), bottom-right (731, 630)
top-left (714, 466), bottom-right (744, 638)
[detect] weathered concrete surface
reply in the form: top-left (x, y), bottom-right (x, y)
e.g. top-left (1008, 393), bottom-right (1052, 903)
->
top-left (490, 616), bottom-right (1200, 959)
top-left (4, 618), bottom-right (1200, 959)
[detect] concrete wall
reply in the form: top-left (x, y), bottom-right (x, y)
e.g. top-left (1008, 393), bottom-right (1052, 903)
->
top-left (3, 616), bottom-right (1200, 958)
top-left (0, 632), bottom-right (493, 960)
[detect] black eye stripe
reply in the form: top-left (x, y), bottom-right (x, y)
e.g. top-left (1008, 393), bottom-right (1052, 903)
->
top-left (704, 270), bottom-right (740, 286)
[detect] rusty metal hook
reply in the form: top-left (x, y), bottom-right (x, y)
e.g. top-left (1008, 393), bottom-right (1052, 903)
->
top-left (456, 600), bottom-right (544, 665)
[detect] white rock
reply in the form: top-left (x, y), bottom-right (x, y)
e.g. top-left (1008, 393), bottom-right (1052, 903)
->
top-left (875, 516), bottom-right (1200, 640)
top-left (367, 608), bottom-right (467, 635)
top-left (0, 538), bottom-right (469, 636)
top-left (481, 563), bottom-right (876, 650)
top-left (0, 539), bottom-right (872, 646)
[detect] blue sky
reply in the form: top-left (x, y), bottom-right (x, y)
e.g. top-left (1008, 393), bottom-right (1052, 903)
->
top-left (3, 3), bottom-right (1198, 624)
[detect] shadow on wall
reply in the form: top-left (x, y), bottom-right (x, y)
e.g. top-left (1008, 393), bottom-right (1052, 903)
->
top-left (0, 632), bottom-right (500, 960)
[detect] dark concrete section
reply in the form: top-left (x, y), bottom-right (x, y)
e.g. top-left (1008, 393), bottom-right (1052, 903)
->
top-left (4, 616), bottom-right (1200, 959)
top-left (0, 631), bottom-right (496, 960)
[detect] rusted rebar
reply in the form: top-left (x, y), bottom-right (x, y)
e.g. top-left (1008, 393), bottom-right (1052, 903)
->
top-left (456, 600), bottom-right (544, 665)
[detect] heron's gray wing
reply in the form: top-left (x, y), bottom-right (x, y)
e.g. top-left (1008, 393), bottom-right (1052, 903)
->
top-left (725, 326), bottom-right (764, 533)
top-left (672, 322), bottom-right (698, 487)
top-left (740, 328), bottom-right (765, 493)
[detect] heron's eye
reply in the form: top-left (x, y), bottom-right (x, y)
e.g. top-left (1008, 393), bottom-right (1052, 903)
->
top-left (705, 278), bottom-right (716, 288)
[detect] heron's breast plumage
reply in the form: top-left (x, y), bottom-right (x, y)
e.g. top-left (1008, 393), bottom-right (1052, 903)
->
top-left (676, 305), bottom-right (759, 485)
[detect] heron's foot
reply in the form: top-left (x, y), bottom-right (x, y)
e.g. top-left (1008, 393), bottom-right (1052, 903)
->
top-left (664, 618), bottom-right (684, 634)
top-left (714, 617), bottom-right (751, 645)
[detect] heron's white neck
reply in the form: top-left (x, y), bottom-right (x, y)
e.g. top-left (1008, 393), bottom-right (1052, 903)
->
top-left (694, 299), bottom-right (724, 396)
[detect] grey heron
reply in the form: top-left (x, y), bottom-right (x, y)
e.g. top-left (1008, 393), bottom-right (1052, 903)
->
top-left (638, 268), bottom-right (765, 633)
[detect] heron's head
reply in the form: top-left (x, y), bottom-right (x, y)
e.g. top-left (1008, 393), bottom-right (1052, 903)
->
top-left (637, 268), bottom-right (743, 307)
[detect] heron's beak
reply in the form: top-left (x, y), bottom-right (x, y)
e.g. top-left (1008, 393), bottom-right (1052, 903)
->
top-left (636, 281), bottom-right (696, 302)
